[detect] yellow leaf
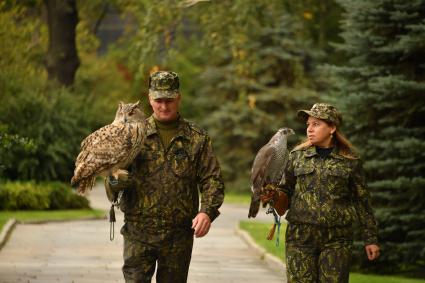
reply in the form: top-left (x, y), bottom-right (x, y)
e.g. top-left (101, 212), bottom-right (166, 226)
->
top-left (303, 12), bottom-right (313, 20)
top-left (150, 66), bottom-right (160, 74)
top-left (248, 95), bottom-right (256, 109)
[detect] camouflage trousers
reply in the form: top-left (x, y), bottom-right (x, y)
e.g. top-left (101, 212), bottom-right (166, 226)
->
top-left (285, 223), bottom-right (353, 283)
top-left (121, 222), bottom-right (194, 283)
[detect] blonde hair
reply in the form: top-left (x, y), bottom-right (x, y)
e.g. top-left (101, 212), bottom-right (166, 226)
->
top-left (293, 126), bottom-right (359, 160)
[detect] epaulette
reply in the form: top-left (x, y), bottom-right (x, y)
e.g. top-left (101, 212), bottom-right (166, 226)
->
top-left (185, 119), bottom-right (206, 135)
top-left (290, 147), bottom-right (303, 154)
top-left (290, 145), bottom-right (312, 154)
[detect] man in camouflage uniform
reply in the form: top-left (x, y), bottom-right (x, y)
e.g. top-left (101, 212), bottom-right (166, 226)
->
top-left (281, 103), bottom-right (379, 283)
top-left (105, 71), bottom-right (225, 283)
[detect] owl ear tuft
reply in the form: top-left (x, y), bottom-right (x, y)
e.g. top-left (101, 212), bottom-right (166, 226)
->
top-left (118, 101), bottom-right (124, 109)
top-left (134, 100), bottom-right (141, 107)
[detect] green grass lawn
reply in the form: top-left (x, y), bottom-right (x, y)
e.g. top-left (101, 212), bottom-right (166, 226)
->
top-left (0, 209), bottom-right (106, 231)
top-left (240, 220), bottom-right (286, 260)
top-left (349, 273), bottom-right (425, 283)
top-left (239, 220), bottom-right (425, 283)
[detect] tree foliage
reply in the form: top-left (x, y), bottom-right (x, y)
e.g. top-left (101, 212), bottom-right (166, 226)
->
top-left (0, 1), bottom-right (133, 182)
top-left (190, 1), bottom-right (320, 188)
top-left (0, 125), bottom-right (35, 177)
top-left (113, 0), bottom-right (344, 189)
top-left (330, 0), bottom-right (425, 275)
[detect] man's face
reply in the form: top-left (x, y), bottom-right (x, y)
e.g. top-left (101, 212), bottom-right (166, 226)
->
top-left (149, 94), bottom-right (181, 122)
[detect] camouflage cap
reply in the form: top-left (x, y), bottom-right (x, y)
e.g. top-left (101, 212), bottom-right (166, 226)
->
top-left (297, 103), bottom-right (342, 126)
top-left (148, 71), bottom-right (180, 99)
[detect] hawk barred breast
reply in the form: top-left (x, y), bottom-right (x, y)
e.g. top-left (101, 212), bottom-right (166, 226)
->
top-left (248, 127), bottom-right (295, 218)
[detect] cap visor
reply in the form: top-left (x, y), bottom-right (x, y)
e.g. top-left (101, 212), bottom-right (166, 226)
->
top-left (297, 110), bottom-right (312, 122)
top-left (149, 90), bottom-right (179, 99)
top-left (297, 110), bottom-right (331, 123)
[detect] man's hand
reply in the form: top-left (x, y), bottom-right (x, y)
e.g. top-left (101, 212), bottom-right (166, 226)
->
top-left (192, 212), bottom-right (211, 238)
top-left (365, 244), bottom-right (380, 261)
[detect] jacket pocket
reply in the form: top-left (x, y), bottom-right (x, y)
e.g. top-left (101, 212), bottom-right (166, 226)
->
top-left (170, 147), bottom-right (191, 177)
top-left (327, 167), bottom-right (349, 178)
top-left (293, 165), bottom-right (315, 194)
top-left (294, 166), bottom-right (315, 176)
top-left (119, 186), bottom-right (139, 213)
top-left (137, 151), bottom-right (161, 176)
top-left (327, 167), bottom-right (350, 196)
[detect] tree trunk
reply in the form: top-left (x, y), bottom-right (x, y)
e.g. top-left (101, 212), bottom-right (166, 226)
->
top-left (44, 0), bottom-right (80, 86)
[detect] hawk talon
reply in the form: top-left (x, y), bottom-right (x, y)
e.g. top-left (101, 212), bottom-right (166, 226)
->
top-left (266, 206), bottom-right (274, 215)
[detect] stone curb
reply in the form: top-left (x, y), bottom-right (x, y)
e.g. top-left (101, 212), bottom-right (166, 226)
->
top-left (21, 215), bottom-right (107, 225)
top-left (0, 218), bottom-right (17, 251)
top-left (235, 226), bottom-right (286, 272)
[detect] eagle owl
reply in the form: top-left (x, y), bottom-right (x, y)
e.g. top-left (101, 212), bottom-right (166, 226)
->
top-left (248, 127), bottom-right (295, 218)
top-left (71, 101), bottom-right (145, 193)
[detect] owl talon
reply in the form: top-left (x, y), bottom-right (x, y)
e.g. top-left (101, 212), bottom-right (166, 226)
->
top-left (112, 169), bottom-right (129, 181)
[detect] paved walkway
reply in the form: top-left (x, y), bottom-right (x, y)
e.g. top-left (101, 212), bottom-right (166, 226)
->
top-left (0, 184), bottom-right (286, 282)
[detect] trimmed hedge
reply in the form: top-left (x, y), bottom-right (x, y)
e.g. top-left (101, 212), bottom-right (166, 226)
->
top-left (0, 181), bottom-right (89, 210)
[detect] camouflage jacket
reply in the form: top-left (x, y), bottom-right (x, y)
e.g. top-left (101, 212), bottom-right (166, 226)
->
top-left (281, 146), bottom-right (378, 245)
top-left (105, 115), bottom-right (225, 232)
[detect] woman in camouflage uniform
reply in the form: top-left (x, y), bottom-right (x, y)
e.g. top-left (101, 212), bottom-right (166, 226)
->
top-left (282, 103), bottom-right (380, 283)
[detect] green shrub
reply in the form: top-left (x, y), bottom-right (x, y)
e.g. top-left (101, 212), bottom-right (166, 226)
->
top-left (0, 88), bottom-right (94, 182)
top-left (0, 182), bottom-right (49, 210)
top-left (0, 181), bottom-right (90, 210)
top-left (44, 182), bottom-right (89, 209)
top-left (0, 3), bottom-right (133, 182)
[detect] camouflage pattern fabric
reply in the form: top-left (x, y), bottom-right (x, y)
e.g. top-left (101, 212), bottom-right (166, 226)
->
top-left (148, 71), bottom-right (180, 99)
top-left (286, 223), bottom-right (352, 283)
top-left (105, 115), bottom-right (224, 282)
top-left (297, 103), bottom-right (343, 126)
top-left (122, 223), bottom-right (193, 283)
top-left (282, 145), bottom-right (378, 245)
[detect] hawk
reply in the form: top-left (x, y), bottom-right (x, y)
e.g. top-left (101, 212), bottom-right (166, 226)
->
top-left (248, 127), bottom-right (295, 218)
top-left (71, 101), bottom-right (145, 194)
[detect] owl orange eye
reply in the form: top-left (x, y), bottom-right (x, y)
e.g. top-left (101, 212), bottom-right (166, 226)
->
top-left (128, 111), bottom-right (134, 116)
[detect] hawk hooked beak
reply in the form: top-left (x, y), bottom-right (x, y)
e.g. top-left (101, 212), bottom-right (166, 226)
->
top-left (279, 128), bottom-right (295, 136)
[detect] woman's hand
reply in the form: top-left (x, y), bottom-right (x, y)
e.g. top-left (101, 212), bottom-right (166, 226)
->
top-left (365, 244), bottom-right (380, 261)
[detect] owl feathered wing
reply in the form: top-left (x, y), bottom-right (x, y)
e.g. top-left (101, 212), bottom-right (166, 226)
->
top-left (71, 122), bottom-right (141, 193)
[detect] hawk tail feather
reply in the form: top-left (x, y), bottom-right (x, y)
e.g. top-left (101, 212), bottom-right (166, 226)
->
top-left (248, 194), bottom-right (260, 218)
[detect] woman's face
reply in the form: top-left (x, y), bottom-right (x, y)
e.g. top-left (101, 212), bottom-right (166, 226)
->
top-left (306, 116), bottom-right (336, 148)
